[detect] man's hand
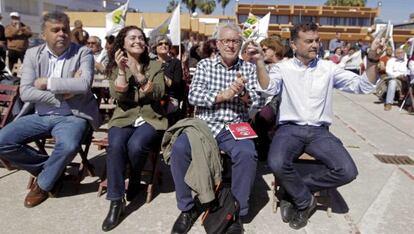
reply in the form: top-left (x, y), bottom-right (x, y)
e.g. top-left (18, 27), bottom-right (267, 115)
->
top-left (34, 77), bottom-right (48, 90)
top-left (368, 38), bottom-right (386, 60)
top-left (219, 73), bottom-right (247, 102)
top-left (62, 70), bottom-right (82, 100)
top-left (230, 73), bottom-right (247, 95)
top-left (247, 43), bottom-right (264, 63)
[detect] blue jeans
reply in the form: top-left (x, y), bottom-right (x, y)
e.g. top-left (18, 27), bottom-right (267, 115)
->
top-left (267, 124), bottom-right (358, 209)
top-left (170, 129), bottom-right (257, 216)
top-left (106, 123), bottom-right (162, 201)
top-left (0, 114), bottom-right (88, 191)
top-left (385, 79), bottom-right (397, 104)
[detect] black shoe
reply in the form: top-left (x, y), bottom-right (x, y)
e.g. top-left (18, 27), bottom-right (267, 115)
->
top-left (171, 207), bottom-right (202, 234)
top-left (226, 218), bottom-right (244, 234)
top-left (289, 196), bottom-right (317, 230)
top-left (102, 199), bottom-right (126, 232)
top-left (280, 199), bottom-right (296, 223)
top-left (126, 181), bottom-right (141, 201)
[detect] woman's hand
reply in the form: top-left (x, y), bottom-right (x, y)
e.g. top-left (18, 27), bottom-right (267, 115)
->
top-left (115, 49), bottom-right (128, 72)
top-left (140, 80), bottom-right (154, 95)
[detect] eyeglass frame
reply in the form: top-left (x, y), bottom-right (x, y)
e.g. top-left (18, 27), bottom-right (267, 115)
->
top-left (218, 38), bottom-right (242, 46)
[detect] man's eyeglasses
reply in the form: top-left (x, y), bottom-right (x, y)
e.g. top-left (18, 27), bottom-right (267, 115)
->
top-left (219, 39), bottom-right (242, 46)
top-left (157, 41), bottom-right (169, 47)
top-left (87, 41), bottom-right (97, 45)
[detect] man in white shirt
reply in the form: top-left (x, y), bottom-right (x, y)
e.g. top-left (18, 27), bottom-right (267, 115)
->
top-left (86, 36), bottom-right (108, 74)
top-left (384, 48), bottom-right (409, 111)
top-left (251, 22), bottom-right (384, 230)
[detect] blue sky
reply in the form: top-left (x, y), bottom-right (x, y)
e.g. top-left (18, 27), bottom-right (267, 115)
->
top-left (129, 0), bottom-right (413, 24)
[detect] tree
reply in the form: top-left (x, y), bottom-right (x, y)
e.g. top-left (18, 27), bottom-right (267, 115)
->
top-left (198, 0), bottom-right (216, 15)
top-left (217, 0), bottom-right (230, 15)
top-left (167, 0), bottom-right (179, 13)
top-left (182, 0), bottom-right (198, 13)
top-left (325, 0), bottom-right (366, 6)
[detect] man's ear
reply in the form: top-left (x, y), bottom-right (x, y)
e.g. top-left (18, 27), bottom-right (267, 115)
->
top-left (41, 32), bottom-right (46, 41)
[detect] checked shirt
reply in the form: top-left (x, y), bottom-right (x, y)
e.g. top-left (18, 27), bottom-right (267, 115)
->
top-left (189, 56), bottom-right (265, 137)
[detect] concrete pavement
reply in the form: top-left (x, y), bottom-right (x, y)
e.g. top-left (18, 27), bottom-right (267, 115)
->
top-left (0, 91), bottom-right (413, 234)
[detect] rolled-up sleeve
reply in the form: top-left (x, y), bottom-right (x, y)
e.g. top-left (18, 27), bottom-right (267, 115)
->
top-left (256, 64), bottom-right (283, 96)
top-left (333, 65), bottom-right (375, 94)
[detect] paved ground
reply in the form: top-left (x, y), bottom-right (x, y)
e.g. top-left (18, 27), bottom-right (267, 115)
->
top-left (0, 91), bottom-right (413, 234)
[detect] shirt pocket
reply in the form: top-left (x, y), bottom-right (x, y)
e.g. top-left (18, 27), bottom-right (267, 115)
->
top-left (310, 72), bottom-right (329, 99)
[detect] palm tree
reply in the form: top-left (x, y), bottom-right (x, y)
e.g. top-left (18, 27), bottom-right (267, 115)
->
top-left (182, 0), bottom-right (198, 13)
top-left (325, 0), bottom-right (366, 6)
top-left (217, 0), bottom-right (230, 15)
top-left (166, 0), bottom-right (179, 13)
top-left (198, 0), bottom-right (216, 15)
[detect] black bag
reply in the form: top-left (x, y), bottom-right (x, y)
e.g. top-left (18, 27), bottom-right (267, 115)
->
top-left (202, 184), bottom-right (240, 234)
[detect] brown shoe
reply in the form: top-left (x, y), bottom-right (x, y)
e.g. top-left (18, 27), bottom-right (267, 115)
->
top-left (24, 182), bottom-right (48, 208)
top-left (384, 104), bottom-right (392, 111)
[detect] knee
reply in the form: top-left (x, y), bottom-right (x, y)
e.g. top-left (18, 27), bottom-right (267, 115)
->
top-left (337, 164), bottom-right (358, 184)
top-left (232, 146), bottom-right (257, 165)
top-left (171, 134), bottom-right (190, 158)
top-left (388, 79), bottom-right (397, 88)
top-left (267, 154), bottom-right (289, 177)
top-left (58, 141), bottom-right (80, 156)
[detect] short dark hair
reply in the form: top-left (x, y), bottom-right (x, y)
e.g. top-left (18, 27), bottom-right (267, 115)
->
top-left (105, 35), bottom-right (115, 45)
top-left (291, 22), bottom-right (318, 41)
top-left (41, 11), bottom-right (70, 32)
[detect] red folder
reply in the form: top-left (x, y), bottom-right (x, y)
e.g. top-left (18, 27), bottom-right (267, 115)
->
top-left (227, 122), bottom-right (258, 140)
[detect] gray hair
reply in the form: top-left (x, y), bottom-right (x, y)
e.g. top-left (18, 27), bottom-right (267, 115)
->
top-left (90, 36), bottom-right (102, 46)
top-left (41, 11), bottom-right (70, 32)
top-left (151, 34), bottom-right (172, 54)
top-left (214, 22), bottom-right (243, 40)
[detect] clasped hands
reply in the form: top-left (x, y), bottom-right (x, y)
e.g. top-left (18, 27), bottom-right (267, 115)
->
top-left (221, 73), bottom-right (248, 101)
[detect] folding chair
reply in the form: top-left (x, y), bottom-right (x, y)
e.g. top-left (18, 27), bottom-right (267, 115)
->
top-left (0, 84), bottom-right (19, 170)
top-left (27, 126), bottom-right (96, 191)
top-left (399, 85), bottom-right (414, 112)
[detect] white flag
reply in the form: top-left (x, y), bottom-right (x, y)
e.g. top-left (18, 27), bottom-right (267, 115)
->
top-left (168, 4), bottom-right (181, 46)
top-left (257, 12), bottom-right (270, 43)
top-left (105, 0), bottom-right (129, 36)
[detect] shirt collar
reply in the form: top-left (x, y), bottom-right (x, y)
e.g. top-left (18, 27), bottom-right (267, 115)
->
top-left (213, 55), bottom-right (243, 70)
top-left (46, 45), bottom-right (68, 60)
top-left (292, 56), bottom-right (319, 68)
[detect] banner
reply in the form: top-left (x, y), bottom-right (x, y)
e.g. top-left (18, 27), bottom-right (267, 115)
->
top-left (169, 4), bottom-right (181, 46)
top-left (149, 4), bottom-right (181, 46)
top-left (241, 12), bottom-right (270, 42)
top-left (105, 0), bottom-right (129, 36)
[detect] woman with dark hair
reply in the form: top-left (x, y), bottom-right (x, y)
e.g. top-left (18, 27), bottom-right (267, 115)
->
top-left (151, 34), bottom-right (184, 125)
top-left (201, 38), bottom-right (218, 59)
top-left (102, 26), bottom-right (167, 231)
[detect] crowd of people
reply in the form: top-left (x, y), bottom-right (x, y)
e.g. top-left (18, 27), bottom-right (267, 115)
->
top-left (0, 10), bottom-right (412, 234)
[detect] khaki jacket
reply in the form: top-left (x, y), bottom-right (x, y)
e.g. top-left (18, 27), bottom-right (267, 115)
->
top-left (108, 60), bottom-right (168, 130)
